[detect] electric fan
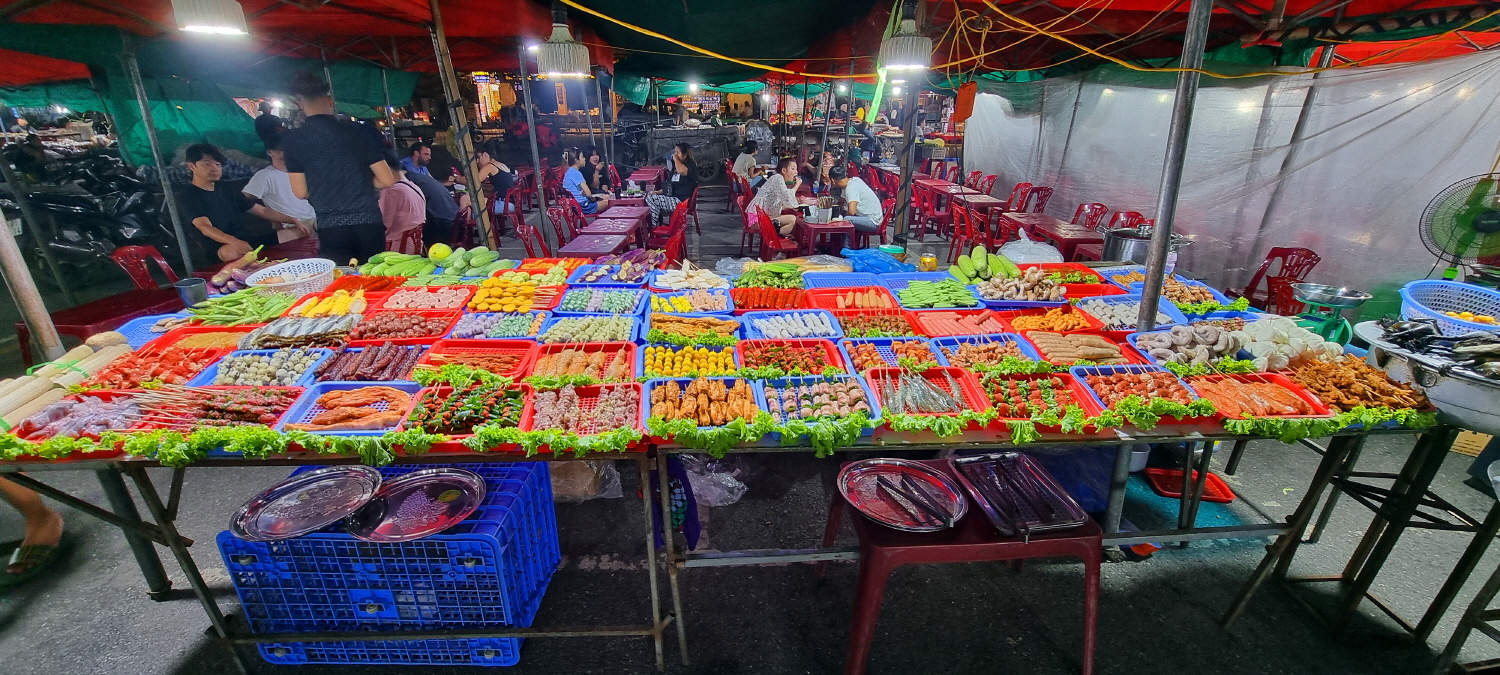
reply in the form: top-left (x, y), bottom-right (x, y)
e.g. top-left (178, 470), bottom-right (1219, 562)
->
top-left (1420, 173), bottom-right (1500, 277)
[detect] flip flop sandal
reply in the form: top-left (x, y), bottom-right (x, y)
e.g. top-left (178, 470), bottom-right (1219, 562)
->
top-left (0, 542), bottom-right (61, 588)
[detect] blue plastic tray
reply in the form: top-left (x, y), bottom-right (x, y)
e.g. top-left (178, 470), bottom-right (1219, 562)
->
top-left (1095, 265), bottom-right (1192, 290)
top-left (116, 313), bottom-right (190, 349)
top-left (553, 287), bottom-right (648, 316)
top-left (741, 310), bottom-right (843, 340)
top-left (931, 334), bottom-right (1043, 366)
top-left (1192, 310), bottom-right (1262, 324)
top-left (187, 348), bottom-right (333, 387)
top-left (1068, 364), bottom-right (1203, 416)
top-left (537, 313), bottom-right (642, 344)
top-left (970, 283), bottom-right (1066, 310)
top-left (566, 264), bottom-right (649, 287)
top-left (642, 312), bottom-right (743, 342)
top-left (642, 378), bottom-right (766, 433)
top-left (802, 272), bottom-right (879, 289)
top-left (837, 337), bottom-right (939, 372)
top-left (757, 375), bottom-right (882, 439)
top-left (1072, 292), bottom-right (1190, 332)
top-left (1127, 279), bottom-right (1232, 313)
top-left (879, 273), bottom-right (984, 310)
top-left (273, 381), bottom-right (422, 436)
top-left (636, 343), bottom-right (741, 378)
top-left (446, 311), bottom-right (552, 339)
top-left (648, 288), bottom-right (734, 315)
top-left (310, 345), bottom-right (426, 383)
top-left (645, 269), bottom-right (733, 292)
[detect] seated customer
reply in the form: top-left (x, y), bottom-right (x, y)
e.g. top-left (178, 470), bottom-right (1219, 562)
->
top-left (748, 158), bottom-right (802, 237)
top-left (563, 147), bottom-right (610, 215)
top-left (180, 143), bottom-right (302, 264)
top-left (732, 140), bottom-right (765, 189)
top-left (828, 166), bottom-right (882, 235)
top-left (379, 156), bottom-right (427, 253)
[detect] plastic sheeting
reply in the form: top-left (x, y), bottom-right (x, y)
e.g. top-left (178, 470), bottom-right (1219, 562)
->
top-left (963, 52), bottom-right (1500, 320)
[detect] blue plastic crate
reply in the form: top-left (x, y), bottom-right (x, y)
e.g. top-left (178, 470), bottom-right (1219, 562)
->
top-left (117, 313), bottom-right (190, 349)
top-left (565, 264), bottom-right (649, 287)
top-left (741, 310), bottom-right (843, 340)
top-left (309, 345), bottom-right (427, 384)
top-left (931, 334), bottom-right (1043, 366)
top-left (1072, 293), bottom-right (1190, 332)
top-left (1068, 364), bottom-right (1202, 416)
top-left (642, 312), bottom-right (742, 342)
top-left (1193, 310), bottom-right (1261, 325)
top-left (837, 337), bottom-right (939, 372)
top-left (642, 378), bottom-right (766, 433)
top-left (970, 283), bottom-right (1066, 310)
top-left (1094, 265), bottom-right (1192, 290)
top-left (187, 348), bottom-right (333, 387)
top-left (645, 269), bottom-right (733, 292)
top-left (553, 287), bottom-right (647, 316)
top-left (802, 272), bottom-right (878, 289)
top-left (648, 288), bottom-right (734, 315)
top-left (537, 314), bottom-right (643, 344)
top-left (1126, 280), bottom-right (1231, 313)
top-left (273, 382), bottom-right (423, 436)
top-left (447, 311), bottom-right (552, 340)
top-left (878, 273), bottom-right (983, 310)
top-left (636, 343), bottom-right (740, 378)
top-left (757, 375), bottom-right (882, 439)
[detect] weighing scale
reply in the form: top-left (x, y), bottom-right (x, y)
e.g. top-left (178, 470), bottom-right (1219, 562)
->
top-left (1292, 282), bottom-right (1372, 345)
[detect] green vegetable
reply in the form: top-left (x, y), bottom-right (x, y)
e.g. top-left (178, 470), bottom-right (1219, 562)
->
top-left (897, 280), bottom-right (978, 308)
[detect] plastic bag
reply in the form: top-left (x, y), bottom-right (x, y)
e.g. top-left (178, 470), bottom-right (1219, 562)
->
top-left (841, 247), bottom-right (916, 274)
top-left (715, 257), bottom-right (758, 278)
top-left (681, 454), bottom-right (749, 507)
top-left (997, 230), bottom-right (1064, 264)
top-left (549, 460), bottom-right (623, 501)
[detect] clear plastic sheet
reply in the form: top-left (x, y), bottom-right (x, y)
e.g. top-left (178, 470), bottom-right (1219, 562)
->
top-left (964, 53), bottom-right (1500, 320)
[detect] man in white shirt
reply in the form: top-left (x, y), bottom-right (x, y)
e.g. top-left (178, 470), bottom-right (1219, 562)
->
top-left (829, 166), bottom-right (883, 234)
top-left (732, 140), bottom-right (764, 189)
top-left (243, 141), bottom-right (314, 242)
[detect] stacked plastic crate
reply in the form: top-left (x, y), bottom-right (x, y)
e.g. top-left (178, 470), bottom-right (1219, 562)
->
top-left (216, 463), bottom-right (560, 667)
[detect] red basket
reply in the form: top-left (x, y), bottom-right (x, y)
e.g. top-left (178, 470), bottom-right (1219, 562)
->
top-left (1018, 331), bottom-right (1144, 366)
top-left (1016, 263), bottom-right (1125, 299)
top-left (998, 306), bottom-right (1106, 334)
top-left (131, 386), bottom-right (304, 432)
top-left (281, 290), bottom-right (391, 318)
top-left (82, 345), bottom-right (233, 389)
top-left (531, 342), bottom-right (639, 382)
top-left (517, 257), bottom-right (590, 272)
top-left (803, 287), bottom-right (900, 311)
top-left (348, 310), bottom-right (460, 346)
top-left (908, 309), bottom-right (1009, 337)
top-left (827, 308), bottom-right (923, 337)
top-left (465, 284), bottom-right (564, 312)
top-left (141, 324), bottom-right (255, 351)
top-left (729, 287), bottom-right (806, 313)
top-left (6, 389), bottom-right (138, 461)
top-left (397, 383), bottom-right (532, 454)
top-left (736, 339), bottom-right (842, 372)
top-left (371, 286), bottom-right (475, 312)
top-left (1185, 372), bottom-right (1335, 420)
top-left (324, 275), bottom-right (408, 293)
top-left (864, 366), bottom-right (992, 427)
top-left (1144, 468), bottom-right (1235, 503)
top-left (415, 339), bottom-right (538, 379)
top-left (971, 372), bottom-right (1104, 431)
top-left (517, 382), bottom-right (646, 454)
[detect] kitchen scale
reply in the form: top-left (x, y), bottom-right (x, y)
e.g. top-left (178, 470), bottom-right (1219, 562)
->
top-left (1291, 282), bottom-right (1372, 344)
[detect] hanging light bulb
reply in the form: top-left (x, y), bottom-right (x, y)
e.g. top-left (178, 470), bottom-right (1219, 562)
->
top-left (527, 44), bottom-right (540, 52)
top-left (689, 83), bottom-right (699, 93)
top-left (879, 16), bottom-right (930, 72)
top-left (891, 86), bottom-right (903, 96)
top-left (837, 84), bottom-right (848, 93)
top-left (761, 93), bottom-right (772, 102)
top-left (536, 2), bottom-right (589, 78)
top-left (172, 0), bottom-right (248, 35)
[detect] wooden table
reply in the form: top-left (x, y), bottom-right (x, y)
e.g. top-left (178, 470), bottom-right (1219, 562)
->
top-left (558, 233), bottom-right (628, 258)
top-left (797, 219), bottom-right (855, 255)
top-left (998, 213), bottom-right (1102, 260)
top-left (914, 179), bottom-right (979, 195)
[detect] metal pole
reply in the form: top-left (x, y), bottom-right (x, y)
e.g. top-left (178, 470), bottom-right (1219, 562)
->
top-left (95, 468), bottom-right (171, 597)
top-left (518, 44), bottom-right (551, 243)
top-left (123, 44), bottom-right (193, 273)
top-left (320, 45), bottom-right (335, 106)
top-left (800, 76), bottom-right (810, 134)
top-left (1136, 0), bottom-right (1213, 332)
top-left (380, 69), bottom-right (395, 132)
top-left (817, 72), bottom-right (835, 184)
top-left (584, 79), bottom-right (598, 150)
top-left (601, 74), bottom-right (615, 168)
top-left (428, 0), bottom-right (492, 248)
top-left (891, 83), bottom-right (920, 245)
top-left (0, 138), bottom-right (74, 306)
top-left (0, 157), bottom-right (64, 360)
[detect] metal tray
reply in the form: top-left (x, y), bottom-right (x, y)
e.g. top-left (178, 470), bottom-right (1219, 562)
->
top-left (345, 468), bottom-right (487, 542)
top-left (837, 458), bottom-right (967, 532)
top-left (949, 453), bottom-right (1088, 538)
top-left (230, 465), bottom-right (383, 542)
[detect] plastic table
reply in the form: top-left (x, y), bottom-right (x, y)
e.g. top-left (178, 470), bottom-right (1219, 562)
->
top-left (558, 233), bottom-right (629, 257)
top-left (611, 196), bottom-right (646, 207)
top-left (581, 218), bottom-right (638, 235)
top-left (996, 212), bottom-right (1102, 257)
top-left (797, 219), bottom-right (855, 255)
top-left (599, 205), bottom-right (649, 222)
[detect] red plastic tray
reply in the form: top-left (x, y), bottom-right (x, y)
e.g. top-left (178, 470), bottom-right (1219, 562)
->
top-left (973, 372), bottom-right (1104, 430)
top-left (827, 308), bottom-right (924, 337)
top-left (908, 309), bottom-right (1009, 337)
top-left (864, 366), bottom-right (992, 427)
top-left (371, 286), bottom-right (475, 312)
top-left (803, 287), bottom-right (900, 312)
top-left (517, 257), bottom-right (590, 272)
top-left (517, 382), bottom-right (646, 453)
top-left (132, 386), bottom-right (304, 432)
top-left (729, 287), bottom-right (806, 313)
top-left (1144, 468), bottom-right (1236, 503)
top-left (348, 310), bottom-right (460, 346)
top-left (415, 339), bottom-right (538, 379)
top-left (997, 306), bottom-right (1106, 334)
top-left (1185, 372), bottom-right (1335, 420)
top-left (1016, 262), bottom-right (1126, 299)
top-left (465, 284), bottom-right (564, 312)
top-left (324, 275), bottom-right (408, 293)
top-left (397, 383), bottom-right (532, 454)
top-left (6, 390), bottom-right (137, 460)
top-left (736, 339), bottom-right (842, 372)
top-left (531, 342), bottom-right (638, 382)
top-left (141, 324), bottom-right (255, 351)
top-left (1018, 331), bottom-right (1144, 366)
top-left (282, 290), bottom-right (390, 318)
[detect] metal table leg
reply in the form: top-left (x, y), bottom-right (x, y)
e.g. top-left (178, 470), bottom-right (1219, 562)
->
top-left (1415, 499), bottom-right (1500, 643)
top-left (1102, 443), bottom-right (1133, 536)
top-left (94, 467), bottom-right (172, 599)
top-left (1223, 439), bottom-right (1249, 476)
top-left (1433, 553), bottom-right (1500, 675)
top-left (1178, 442), bottom-right (1218, 548)
top-left (656, 452), bottom-right (690, 665)
top-left (637, 457), bottom-right (666, 671)
top-left (1305, 436), bottom-right (1367, 545)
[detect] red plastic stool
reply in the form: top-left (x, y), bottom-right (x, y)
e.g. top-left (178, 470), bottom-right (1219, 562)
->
top-left (1071, 243), bottom-right (1103, 262)
top-left (819, 459), bottom-right (1102, 675)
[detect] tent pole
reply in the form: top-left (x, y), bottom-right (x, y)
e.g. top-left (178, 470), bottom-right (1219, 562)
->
top-left (381, 69), bottom-right (395, 132)
top-left (123, 44), bottom-right (193, 273)
top-left (596, 73), bottom-right (613, 169)
top-left (817, 71), bottom-right (835, 184)
top-left (1137, 0), bottom-right (1213, 332)
top-left (892, 83), bottom-right (920, 245)
top-left (428, 0), bottom-right (492, 248)
top-left (518, 44), bottom-right (551, 247)
top-left (0, 157), bottom-right (69, 362)
top-left (585, 79), bottom-right (598, 150)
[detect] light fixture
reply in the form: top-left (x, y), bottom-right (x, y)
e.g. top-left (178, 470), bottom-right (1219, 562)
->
top-left (891, 86), bottom-right (902, 96)
top-left (271, 98), bottom-right (283, 109)
top-left (879, 13), bottom-right (931, 72)
top-left (527, 44), bottom-right (540, 52)
top-left (836, 84), bottom-right (848, 93)
top-left (890, 79), bottom-right (907, 84)
top-left (689, 83), bottom-right (699, 93)
top-left (53, 105), bottom-right (68, 114)
top-left (761, 93), bottom-right (772, 102)
top-left (172, 0), bottom-right (248, 35)
top-left (536, 2), bottom-right (589, 78)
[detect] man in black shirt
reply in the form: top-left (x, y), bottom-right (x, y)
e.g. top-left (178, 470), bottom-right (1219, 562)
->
top-left (405, 170), bottom-right (458, 250)
top-left (254, 101), bottom-right (284, 147)
top-left (280, 72), bottom-right (396, 264)
top-left (179, 143), bottom-right (301, 265)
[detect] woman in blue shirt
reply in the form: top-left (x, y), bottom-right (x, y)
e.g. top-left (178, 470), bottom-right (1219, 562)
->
top-left (562, 147), bottom-right (610, 215)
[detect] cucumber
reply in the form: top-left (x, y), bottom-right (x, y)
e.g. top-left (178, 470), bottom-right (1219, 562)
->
top-left (420, 262), bottom-right (437, 275)
top-left (469, 251), bottom-right (500, 266)
top-left (384, 253), bottom-right (419, 263)
top-left (956, 256), bottom-right (976, 278)
top-left (368, 252), bottom-right (390, 264)
top-left (993, 254), bottom-right (1021, 278)
top-left (947, 265), bottom-right (971, 284)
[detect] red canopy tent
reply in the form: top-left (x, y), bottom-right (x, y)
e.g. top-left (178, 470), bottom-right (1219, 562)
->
top-left (0, 49), bottom-right (89, 88)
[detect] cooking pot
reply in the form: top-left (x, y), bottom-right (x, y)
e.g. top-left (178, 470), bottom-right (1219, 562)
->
top-left (1101, 227), bottom-right (1193, 265)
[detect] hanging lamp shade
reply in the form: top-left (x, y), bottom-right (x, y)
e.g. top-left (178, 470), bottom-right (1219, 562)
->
top-left (879, 19), bottom-right (930, 71)
top-left (172, 0), bottom-right (248, 35)
top-left (537, 22), bottom-right (589, 78)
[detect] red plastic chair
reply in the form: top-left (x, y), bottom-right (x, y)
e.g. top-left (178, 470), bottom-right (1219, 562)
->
top-left (17, 245), bottom-right (185, 368)
top-left (450, 205), bottom-right (477, 249)
top-left (852, 198), bottom-right (896, 250)
top-left (1071, 243), bottom-right (1102, 262)
top-left (818, 459), bottom-right (1101, 675)
top-left (663, 229), bottom-right (686, 267)
top-left (964, 170), bottom-right (983, 189)
top-left (111, 245), bottom-right (180, 290)
top-left (1228, 247), bottom-right (1321, 310)
top-left (685, 186), bottom-right (702, 236)
top-left (1071, 203), bottom-right (1110, 231)
top-left (1022, 186), bottom-right (1053, 213)
top-left (919, 186), bottom-right (952, 242)
top-left (945, 206), bottom-right (974, 264)
top-left (737, 194), bottom-right (758, 256)
top-left (726, 170), bottom-right (744, 214)
top-left (607, 164), bottom-right (623, 190)
top-left (757, 208), bottom-right (803, 261)
top-left (386, 227), bottom-right (423, 255)
top-left (1108, 211), bottom-right (1147, 229)
top-left (515, 219), bottom-right (549, 257)
top-left (546, 206), bottom-right (571, 247)
top-left (1005, 182), bottom-right (1033, 211)
top-left (648, 200), bottom-right (690, 250)
top-left (978, 174), bottom-right (998, 196)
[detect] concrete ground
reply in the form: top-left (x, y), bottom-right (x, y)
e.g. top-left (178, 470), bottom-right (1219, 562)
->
top-left (2, 147), bottom-right (1499, 674)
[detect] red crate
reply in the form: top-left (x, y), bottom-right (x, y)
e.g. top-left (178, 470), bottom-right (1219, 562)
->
top-left (736, 339), bottom-right (842, 372)
top-left (863, 366), bottom-right (991, 427)
top-left (531, 342), bottom-right (638, 382)
top-left (518, 383), bottom-right (646, 453)
top-left (131, 386), bottom-right (304, 432)
top-left (970, 372), bottom-right (1104, 431)
top-left (803, 287), bottom-right (900, 311)
top-left (141, 324), bottom-right (255, 351)
top-left (324, 275), bottom-right (408, 293)
top-left (348, 310), bottom-right (460, 346)
top-left (908, 309), bottom-right (1009, 337)
top-left (1018, 331), bottom-right (1144, 366)
top-left (371, 286), bottom-right (475, 312)
top-left (517, 257), bottom-right (589, 272)
top-left (997, 306), bottom-right (1106, 334)
top-left (1016, 262), bottom-right (1125, 298)
top-left (282, 290), bottom-right (391, 317)
top-left (1145, 468), bottom-right (1235, 503)
top-left (397, 383), bottom-right (532, 454)
top-left (415, 339), bottom-right (538, 379)
top-left (1185, 372), bottom-right (1336, 420)
top-left (729, 287), bottom-right (806, 313)
top-left (82, 346), bottom-right (232, 389)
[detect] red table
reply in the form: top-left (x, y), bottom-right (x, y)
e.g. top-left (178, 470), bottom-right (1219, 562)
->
top-left (580, 218), bottom-right (637, 235)
top-left (558, 233), bottom-right (629, 258)
top-left (998, 213), bottom-right (1103, 260)
top-left (611, 196), bottom-right (646, 207)
top-left (628, 167), bottom-right (666, 191)
top-left (796, 219), bottom-right (855, 255)
top-left (598, 205), bottom-right (649, 221)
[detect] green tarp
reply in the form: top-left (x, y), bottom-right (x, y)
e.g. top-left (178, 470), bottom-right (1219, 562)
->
top-left (612, 76), bottom-right (881, 106)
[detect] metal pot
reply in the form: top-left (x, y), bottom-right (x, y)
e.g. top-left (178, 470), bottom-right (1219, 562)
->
top-left (1101, 227), bottom-right (1193, 265)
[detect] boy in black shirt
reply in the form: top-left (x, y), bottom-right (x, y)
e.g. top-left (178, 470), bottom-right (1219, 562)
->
top-left (179, 143), bottom-right (300, 264)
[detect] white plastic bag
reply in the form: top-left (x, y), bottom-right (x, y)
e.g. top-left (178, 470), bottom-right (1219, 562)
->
top-left (681, 455), bottom-right (748, 507)
top-left (997, 230), bottom-right (1064, 264)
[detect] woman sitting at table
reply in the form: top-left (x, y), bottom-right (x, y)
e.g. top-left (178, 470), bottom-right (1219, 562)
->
top-left (563, 147), bottom-right (610, 215)
top-left (749, 158), bottom-right (801, 237)
top-left (645, 142), bottom-right (697, 228)
top-left (581, 146), bottom-right (608, 192)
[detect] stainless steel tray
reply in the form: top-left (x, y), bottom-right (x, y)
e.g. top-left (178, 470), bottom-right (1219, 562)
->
top-left (949, 453), bottom-right (1088, 538)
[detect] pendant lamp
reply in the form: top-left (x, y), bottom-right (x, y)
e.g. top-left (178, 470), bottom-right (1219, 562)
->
top-left (879, 19), bottom-right (930, 71)
top-left (172, 0), bottom-right (248, 35)
top-left (536, 2), bottom-right (590, 78)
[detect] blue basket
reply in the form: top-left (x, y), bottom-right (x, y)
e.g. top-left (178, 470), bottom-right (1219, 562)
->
top-left (187, 348), bottom-right (333, 387)
top-left (309, 345), bottom-right (426, 384)
top-left (1125, 279), bottom-right (1230, 313)
top-left (648, 289), bottom-right (734, 315)
top-left (642, 378), bottom-right (766, 433)
top-left (1072, 293), bottom-right (1190, 332)
top-left (273, 382), bottom-right (423, 436)
top-left (642, 312), bottom-right (743, 342)
top-left (758, 375), bottom-right (882, 439)
top-left (879, 273), bottom-right (983, 310)
top-left (1400, 280), bottom-right (1500, 336)
top-left (645, 269), bottom-right (733, 292)
top-left (970, 283), bottom-right (1067, 310)
top-left (565, 264), bottom-right (649, 287)
top-left (1192, 310), bottom-right (1262, 325)
top-left (1068, 364), bottom-right (1201, 415)
top-left (636, 343), bottom-right (741, 378)
top-left (742, 310), bottom-right (843, 340)
top-left (837, 337), bottom-right (939, 372)
top-left (446, 311), bottom-right (552, 340)
top-left (802, 272), bottom-right (879, 289)
top-left (1095, 265), bottom-right (1190, 290)
top-left (930, 334), bottom-right (1043, 366)
top-left (117, 313), bottom-right (190, 349)
top-left (553, 287), bottom-right (647, 316)
top-left (538, 313), bottom-right (643, 344)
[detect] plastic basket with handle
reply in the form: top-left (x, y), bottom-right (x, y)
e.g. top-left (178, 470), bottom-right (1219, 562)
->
top-left (1399, 280), bottom-right (1500, 336)
top-left (245, 258), bottom-right (336, 296)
